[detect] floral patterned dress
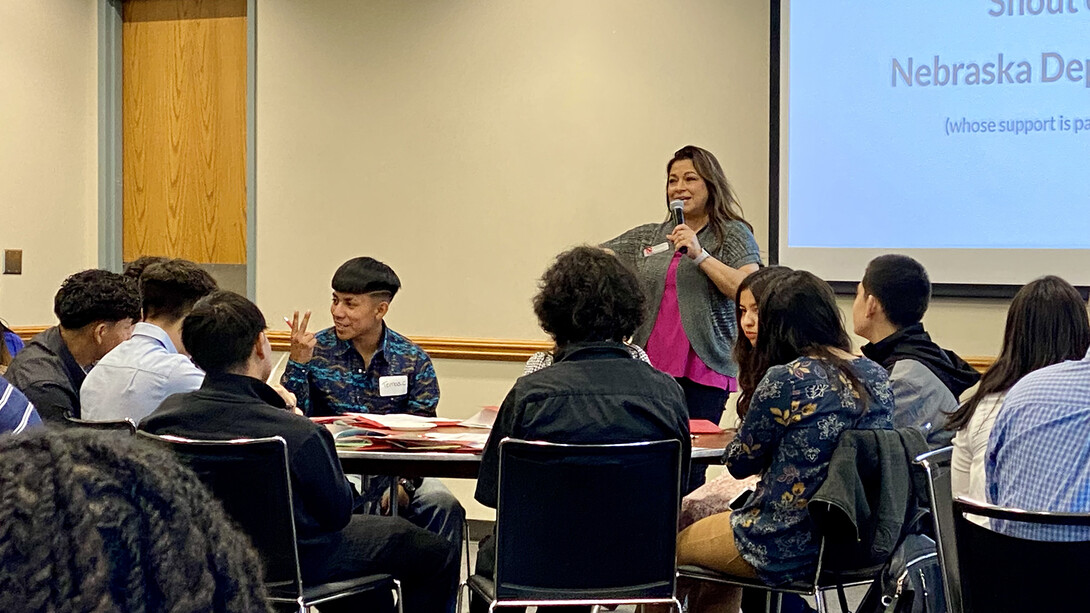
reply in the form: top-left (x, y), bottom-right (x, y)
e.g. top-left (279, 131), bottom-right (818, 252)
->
top-left (725, 356), bottom-right (894, 584)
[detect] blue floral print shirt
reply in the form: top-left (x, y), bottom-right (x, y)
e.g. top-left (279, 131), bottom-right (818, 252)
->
top-left (281, 324), bottom-right (439, 417)
top-left (726, 356), bottom-right (894, 584)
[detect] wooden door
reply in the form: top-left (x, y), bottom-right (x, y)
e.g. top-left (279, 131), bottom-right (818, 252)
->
top-left (122, 0), bottom-right (247, 287)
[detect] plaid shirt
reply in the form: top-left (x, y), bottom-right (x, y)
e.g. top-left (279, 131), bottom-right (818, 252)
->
top-left (281, 324), bottom-right (439, 418)
top-left (986, 348), bottom-right (1090, 541)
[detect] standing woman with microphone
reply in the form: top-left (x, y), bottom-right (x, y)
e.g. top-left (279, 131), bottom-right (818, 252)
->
top-left (602, 145), bottom-right (762, 493)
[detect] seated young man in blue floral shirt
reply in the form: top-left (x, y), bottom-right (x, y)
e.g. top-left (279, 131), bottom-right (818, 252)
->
top-left (282, 257), bottom-right (464, 550)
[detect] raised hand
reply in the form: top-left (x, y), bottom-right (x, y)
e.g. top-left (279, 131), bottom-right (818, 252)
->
top-left (287, 310), bottom-right (317, 364)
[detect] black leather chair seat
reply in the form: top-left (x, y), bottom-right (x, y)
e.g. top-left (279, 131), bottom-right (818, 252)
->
top-left (267, 574), bottom-right (397, 606)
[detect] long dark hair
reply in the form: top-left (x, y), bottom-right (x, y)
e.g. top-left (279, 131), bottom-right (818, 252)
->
top-left (734, 266), bottom-right (794, 418)
top-left (752, 270), bottom-right (868, 406)
top-left (0, 429), bottom-right (270, 612)
top-left (666, 145), bottom-right (752, 250)
top-left (946, 276), bottom-right (1090, 431)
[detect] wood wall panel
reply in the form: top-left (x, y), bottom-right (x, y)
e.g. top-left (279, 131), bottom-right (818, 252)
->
top-left (122, 0), bottom-right (247, 264)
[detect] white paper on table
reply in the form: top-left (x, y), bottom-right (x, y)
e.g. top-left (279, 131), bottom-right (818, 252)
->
top-left (421, 432), bottom-right (490, 450)
top-left (344, 413), bottom-right (436, 428)
top-left (458, 407), bottom-right (498, 429)
top-left (423, 432), bottom-right (490, 444)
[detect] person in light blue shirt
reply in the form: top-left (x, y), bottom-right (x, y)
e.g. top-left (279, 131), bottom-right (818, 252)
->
top-left (986, 344), bottom-right (1090, 541)
top-left (0, 374), bottom-right (41, 434)
top-left (81, 259), bottom-right (218, 423)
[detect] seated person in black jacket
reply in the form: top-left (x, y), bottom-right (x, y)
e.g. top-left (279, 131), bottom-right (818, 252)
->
top-left (472, 247), bottom-right (691, 613)
top-left (140, 291), bottom-right (457, 613)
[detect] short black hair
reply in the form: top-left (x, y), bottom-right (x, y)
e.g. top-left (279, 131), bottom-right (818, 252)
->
top-left (182, 291), bottom-right (266, 374)
top-left (123, 256), bottom-right (169, 284)
top-left (331, 257), bottom-right (400, 300)
top-left (533, 246), bottom-right (645, 346)
top-left (54, 269), bottom-right (141, 330)
top-left (140, 259), bottom-right (219, 322)
top-left (861, 254), bottom-right (931, 328)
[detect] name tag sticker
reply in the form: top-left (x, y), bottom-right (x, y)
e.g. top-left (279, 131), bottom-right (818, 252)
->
top-left (379, 375), bottom-right (409, 397)
top-left (642, 242), bottom-right (670, 257)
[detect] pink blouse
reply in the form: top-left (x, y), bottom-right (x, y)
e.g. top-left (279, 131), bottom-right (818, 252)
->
top-left (645, 252), bottom-right (736, 391)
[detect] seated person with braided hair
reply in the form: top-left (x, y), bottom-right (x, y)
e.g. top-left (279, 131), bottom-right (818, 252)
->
top-left (0, 429), bottom-right (270, 612)
top-left (141, 291), bottom-right (458, 613)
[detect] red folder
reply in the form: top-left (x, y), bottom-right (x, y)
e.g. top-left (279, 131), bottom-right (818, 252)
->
top-left (689, 419), bottom-right (724, 434)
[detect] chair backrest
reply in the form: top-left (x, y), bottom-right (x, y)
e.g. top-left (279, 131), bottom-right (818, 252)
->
top-left (65, 414), bottom-right (136, 434)
top-left (914, 445), bottom-right (960, 613)
top-left (494, 438), bottom-right (682, 603)
top-left (136, 431), bottom-right (303, 593)
top-left (953, 496), bottom-right (1090, 612)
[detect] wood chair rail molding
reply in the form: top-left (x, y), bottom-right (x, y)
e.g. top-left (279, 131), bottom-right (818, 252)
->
top-left (10, 326), bottom-right (554, 362)
top-left (11, 325), bottom-right (995, 369)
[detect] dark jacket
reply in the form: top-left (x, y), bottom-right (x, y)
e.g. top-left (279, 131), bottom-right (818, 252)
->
top-left (140, 372), bottom-right (355, 561)
top-left (861, 323), bottom-right (980, 398)
top-left (475, 342), bottom-right (691, 508)
top-left (5, 326), bottom-right (86, 424)
top-left (810, 428), bottom-right (930, 571)
top-left (862, 323), bottom-right (980, 447)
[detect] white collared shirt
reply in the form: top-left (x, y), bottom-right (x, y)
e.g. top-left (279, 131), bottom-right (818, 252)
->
top-left (81, 322), bottom-right (205, 423)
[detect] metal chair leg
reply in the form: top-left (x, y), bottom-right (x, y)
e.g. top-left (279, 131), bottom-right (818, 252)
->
top-left (458, 518), bottom-right (472, 613)
top-left (456, 579), bottom-right (468, 613)
top-left (393, 578), bottom-right (404, 613)
top-left (463, 519), bottom-right (472, 583)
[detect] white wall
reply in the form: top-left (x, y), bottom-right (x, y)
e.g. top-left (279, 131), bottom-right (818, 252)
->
top-left (0, 1), bottom-right (99, 325)
top-left (253, 0), bottom-right (1009, 410)
top-left (255, 0), bottom-right (771, 340)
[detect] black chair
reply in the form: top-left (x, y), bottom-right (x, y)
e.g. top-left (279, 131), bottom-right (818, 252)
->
top-left (680, 430), bottom-right (914, 613)
top-left (64, 414), bottom-right (136, 434)
top-left (136, 431), bottom-right (402, 613)
top-left (953, 496), bottom-right (1090, 612)
top-left (677, 544), bottom-right (880, 613)
top-left (914, 446), bottom-right (961, 613)
top-left (466, 438), bottom-right (683, 611)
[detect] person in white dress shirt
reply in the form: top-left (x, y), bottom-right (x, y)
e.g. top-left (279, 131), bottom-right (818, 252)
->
top-left (81, 259), bottom-right (218, 422)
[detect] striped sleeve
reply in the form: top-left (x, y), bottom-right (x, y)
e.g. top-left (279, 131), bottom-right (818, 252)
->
top-left (0, 378), bottom-right (43, 434)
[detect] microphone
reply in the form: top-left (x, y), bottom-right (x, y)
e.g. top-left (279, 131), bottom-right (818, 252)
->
top-left (669, 199), bottom-right (687, 254)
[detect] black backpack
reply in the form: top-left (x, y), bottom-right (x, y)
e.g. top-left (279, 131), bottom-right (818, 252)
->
top-left (858, 532), bottom-right (946, 613)
top-left (857, 429), bottom-right (947, 613)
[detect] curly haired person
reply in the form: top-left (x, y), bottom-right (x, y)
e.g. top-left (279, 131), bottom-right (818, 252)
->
top-left (7, 270), bottom-right (140, 424)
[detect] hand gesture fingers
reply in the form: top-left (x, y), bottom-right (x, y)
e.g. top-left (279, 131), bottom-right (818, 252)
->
top-left (287, 310), bottom-right (317, 363)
